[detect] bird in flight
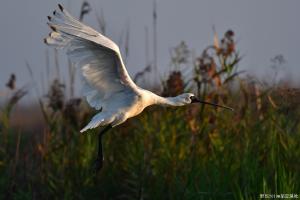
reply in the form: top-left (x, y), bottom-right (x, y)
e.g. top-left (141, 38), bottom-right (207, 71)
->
top-left (44, 4), bottom-right (233, 172)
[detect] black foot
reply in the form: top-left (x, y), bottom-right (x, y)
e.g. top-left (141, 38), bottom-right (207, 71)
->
top-left (92, 125), bottom-right (112, 174)
top-left (92, 157), bottom-right (103, 173)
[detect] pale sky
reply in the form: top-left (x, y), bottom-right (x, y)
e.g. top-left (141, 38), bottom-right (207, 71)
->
top-left (0, 0), bottom-right (299, 101)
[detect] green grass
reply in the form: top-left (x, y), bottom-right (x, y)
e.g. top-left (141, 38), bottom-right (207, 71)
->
top-left (0, 100), bottom-right (299, 199)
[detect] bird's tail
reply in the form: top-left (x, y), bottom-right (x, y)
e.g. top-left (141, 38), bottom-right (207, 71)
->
top-left (44, 4), bottom-right (98, 47)
top-left (80, 112), bottom-right (114, 133)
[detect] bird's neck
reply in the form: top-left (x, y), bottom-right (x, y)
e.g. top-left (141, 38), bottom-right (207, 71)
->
top-left (151, 93), bottom-right (183, 107)
top-left (138, 89), bottom-right (184, 107)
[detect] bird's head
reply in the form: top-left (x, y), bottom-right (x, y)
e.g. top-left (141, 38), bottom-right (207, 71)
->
top-left (175, 93), bottom-right (197, 105)
top-left (176, 93), bottom-right (234, 111)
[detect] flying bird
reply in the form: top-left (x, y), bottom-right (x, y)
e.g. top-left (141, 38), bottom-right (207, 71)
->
top-left (44, 4), bottom-right (233, 172)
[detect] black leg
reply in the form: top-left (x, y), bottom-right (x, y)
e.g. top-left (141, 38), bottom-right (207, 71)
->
top-left (92, 125), bottom-right (112, 173)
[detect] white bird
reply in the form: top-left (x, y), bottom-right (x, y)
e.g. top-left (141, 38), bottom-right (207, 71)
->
top-left (44, 4), bottom-right (233, 172)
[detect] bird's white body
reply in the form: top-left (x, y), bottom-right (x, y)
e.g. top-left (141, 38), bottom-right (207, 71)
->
top-left (44, 5), bottom-right (212, 133)
top-left (80, 88), bottom-right (193, 132)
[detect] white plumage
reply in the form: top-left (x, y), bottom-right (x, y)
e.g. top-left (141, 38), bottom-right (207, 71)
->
top-left (44, 4), bottom-right (233, 133)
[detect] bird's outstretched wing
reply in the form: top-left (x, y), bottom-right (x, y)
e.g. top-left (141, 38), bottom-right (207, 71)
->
top-left (44, 4), bottom-right (137, 110)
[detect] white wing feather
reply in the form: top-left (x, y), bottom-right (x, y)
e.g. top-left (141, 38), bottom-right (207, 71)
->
top-left (44, 4), bottom-right (138, 131)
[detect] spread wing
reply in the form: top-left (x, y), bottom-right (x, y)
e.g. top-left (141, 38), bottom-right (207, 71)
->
top-left (44, 4), bottom-right (137, 110)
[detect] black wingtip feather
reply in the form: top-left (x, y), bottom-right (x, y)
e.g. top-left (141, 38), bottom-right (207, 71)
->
top-left (58, 4), bottom-right (63, 11)
top-left (43, 38), bottom-right (47, 44)
top-left (50, 25), bottom-right (56, 31)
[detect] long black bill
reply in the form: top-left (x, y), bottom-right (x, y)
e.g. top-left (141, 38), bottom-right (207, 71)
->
top-left (191, 96), bottom-right (234, 111)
